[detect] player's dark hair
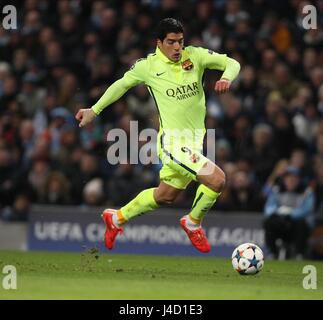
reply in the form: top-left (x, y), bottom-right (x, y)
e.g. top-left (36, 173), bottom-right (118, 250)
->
top-left (156, 18), bottom-right (184, 41)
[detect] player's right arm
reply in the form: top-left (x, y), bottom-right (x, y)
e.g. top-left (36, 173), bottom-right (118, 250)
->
top-left (76, 59), bottom-right (147, 127)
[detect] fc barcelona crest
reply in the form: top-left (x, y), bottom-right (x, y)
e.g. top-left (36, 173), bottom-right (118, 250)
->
top-left (182, 59), bottom-right (194, 71)
top-left (190, 153), bottom-right (200, 163)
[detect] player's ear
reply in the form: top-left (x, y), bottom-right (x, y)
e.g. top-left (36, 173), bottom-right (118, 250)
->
top-left (157, 39), bottom-right (162, 48)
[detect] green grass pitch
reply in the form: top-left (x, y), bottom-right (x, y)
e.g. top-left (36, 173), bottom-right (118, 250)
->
top-left (0, 250), bottom-right (323, 299)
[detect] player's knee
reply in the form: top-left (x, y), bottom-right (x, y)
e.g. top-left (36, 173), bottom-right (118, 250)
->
top-left (210, 171), bottom-right (226, 193)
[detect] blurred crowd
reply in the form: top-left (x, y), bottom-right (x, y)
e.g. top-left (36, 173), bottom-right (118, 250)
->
top-left (0, 0), bottom-right (323, 235)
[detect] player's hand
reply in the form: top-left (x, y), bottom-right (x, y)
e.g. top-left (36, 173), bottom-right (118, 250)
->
top-left (75, 108), bottom-right (97, 128)
top-left (214, 79), bottom-right (231, 94)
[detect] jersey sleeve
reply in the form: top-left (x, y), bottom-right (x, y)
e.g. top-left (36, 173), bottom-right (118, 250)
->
top-left (194, 47), bottom-right (240, 81)
top-left (91, 59), bottom-right (147, 115)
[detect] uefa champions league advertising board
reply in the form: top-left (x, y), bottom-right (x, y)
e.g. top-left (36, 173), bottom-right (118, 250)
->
top-left (28, 206), bottom-right (265, 257)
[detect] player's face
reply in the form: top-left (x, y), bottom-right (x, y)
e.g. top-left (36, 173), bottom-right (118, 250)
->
top-left (157, 33), bottom-right (184, 62)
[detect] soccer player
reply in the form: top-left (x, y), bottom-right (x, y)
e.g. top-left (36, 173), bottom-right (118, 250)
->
top-left (75, 18), bottom-right (240, 253)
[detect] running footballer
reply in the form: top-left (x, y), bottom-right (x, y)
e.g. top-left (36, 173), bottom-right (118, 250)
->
top-left (75, 18), bottom-right (240, 253)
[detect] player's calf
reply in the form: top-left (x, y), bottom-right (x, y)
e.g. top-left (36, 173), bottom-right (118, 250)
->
top-left (153, 182), bottom-right (183, 205)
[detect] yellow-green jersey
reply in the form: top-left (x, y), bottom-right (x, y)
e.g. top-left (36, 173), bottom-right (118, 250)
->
top-left (92, 46), bottom-right (240, 189)
top-left (92, 46), bottom-right (240, 143)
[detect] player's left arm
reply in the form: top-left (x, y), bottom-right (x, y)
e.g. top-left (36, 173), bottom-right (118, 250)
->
top-left (195, 47), bottom-right (240, 94)
top-left (214, 55), bottom-right (240, 94)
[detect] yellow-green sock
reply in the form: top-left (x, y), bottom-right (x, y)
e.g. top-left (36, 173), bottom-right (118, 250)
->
top-left (119, 188), bottom-right (159, 223)
top-left (189, 184), bottom-right (221, 224)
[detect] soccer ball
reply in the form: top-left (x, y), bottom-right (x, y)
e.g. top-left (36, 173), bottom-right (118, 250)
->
top-left (231, 243), bottom-right (264, 275)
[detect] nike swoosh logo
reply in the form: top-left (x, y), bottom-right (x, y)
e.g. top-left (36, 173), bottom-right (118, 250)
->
top-left (156, 72), bottom-right (166, 76)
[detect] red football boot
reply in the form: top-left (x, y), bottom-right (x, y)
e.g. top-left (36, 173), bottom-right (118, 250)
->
top-left (101, 209), bottom-right (123, 250)
top-left (180, 216), bottom-right (211, 253)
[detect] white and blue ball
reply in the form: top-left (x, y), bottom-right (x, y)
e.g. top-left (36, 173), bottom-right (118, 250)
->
top-left (231, 243), bottom-right (264, 275)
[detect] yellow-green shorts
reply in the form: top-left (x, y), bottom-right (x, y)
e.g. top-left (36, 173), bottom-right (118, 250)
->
top-left (157, 133), bottom-right (209, 190)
